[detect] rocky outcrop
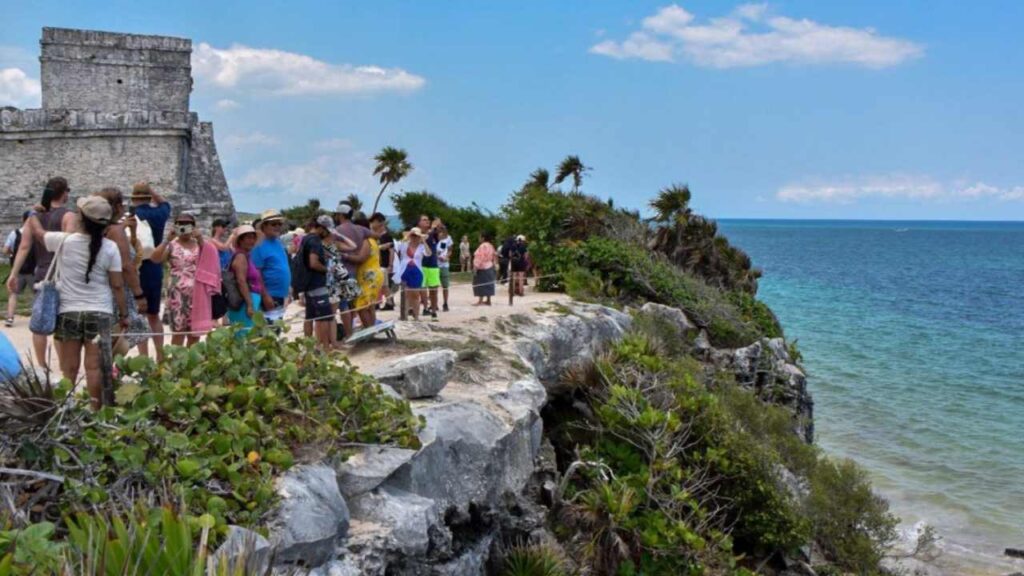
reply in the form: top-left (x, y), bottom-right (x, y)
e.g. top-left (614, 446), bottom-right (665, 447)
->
top-left (640, 302), bottom-right (698, 337)
top-left (276, 302), bottom-right (631, 574)
top-left (276, 300), bottom-right (813, 574)
top-left (713, 337), bottom-right (814, 442)
top-left (370, 350), bottom-right (457, 399)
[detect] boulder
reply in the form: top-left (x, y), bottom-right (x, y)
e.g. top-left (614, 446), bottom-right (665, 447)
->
top-left (347, 486), bottom-right (442, 558)
top-left (515, 303), bottom-right (631, 393)
top-left (383, 400), bottom-right (537, 511)
top-left (212, 525), bottom-right (271, 574)
top-left (371, 350), bottom-right (457, 399)
top-left (640, 302), bottom-right (697, 336)
top-left (268, 464), bottom-right (350, 567)
top-left (335, 446), bottom-right (417, 499)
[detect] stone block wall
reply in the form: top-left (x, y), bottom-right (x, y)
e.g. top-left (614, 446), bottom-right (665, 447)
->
top-left (40, 27), bottom-right (192, 113)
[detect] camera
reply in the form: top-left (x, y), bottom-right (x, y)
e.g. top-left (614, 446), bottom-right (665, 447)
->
top-left (176, 224), bottom-right (194, 236)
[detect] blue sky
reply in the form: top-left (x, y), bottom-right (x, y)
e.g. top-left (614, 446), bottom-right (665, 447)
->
top-left (3, 1), bottom-right (1023, 220)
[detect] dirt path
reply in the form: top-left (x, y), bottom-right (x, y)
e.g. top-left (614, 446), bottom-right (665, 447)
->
top-left (1, 281), bottom-right (570, 374)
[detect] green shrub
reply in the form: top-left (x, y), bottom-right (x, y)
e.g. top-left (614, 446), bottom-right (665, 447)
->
top-left (502, 544), bottom-right (570, 576)
top-left (6, 322), bottom-right (422, 533)
top-left (391, 190), bottom-right (502, 246)
top-left (806, 459), bottom-right (898, 574)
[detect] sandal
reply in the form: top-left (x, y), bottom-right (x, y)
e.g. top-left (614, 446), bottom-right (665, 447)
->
top-left (4, 317), bottom-right (13, 327)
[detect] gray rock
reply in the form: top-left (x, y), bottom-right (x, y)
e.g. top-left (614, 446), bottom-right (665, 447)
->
top-left (515, 303), bottom-right (631, 393)
top-left (348, 486), bottom-right (441, 558)
top-left (693, 330), bottom-right (712, 353)
top-left (268, 464), bottom-right (350, 567)
top-left (212, 526), bottom-right (272, 574)
top-left (640, 302), bottom-right (697, 336)
top-left (430, 534), bottom-right (494, 576)
top-left (371, 350), bottom-right (457, 399)
top-left (335, 446), bottom-right (417, 499)
top-left (383, 400), bottom-right (537, 512)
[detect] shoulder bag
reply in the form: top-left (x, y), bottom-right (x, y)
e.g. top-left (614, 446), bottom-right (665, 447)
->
top-left (29, 235), bottom-right (68, 335)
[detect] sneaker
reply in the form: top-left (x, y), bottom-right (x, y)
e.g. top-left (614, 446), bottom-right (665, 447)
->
top-left (430, 308), bottom-right (437, 318)
top-left (442, 304), bottom-right (449, 312)
top-left (3, 317), bottom-right (12, 327)
top-left (382, 303), bottom-right (395, 311)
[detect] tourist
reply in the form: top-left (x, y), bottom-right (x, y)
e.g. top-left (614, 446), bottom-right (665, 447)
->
top-left (459, 234), bottom-right (471, 273)
top-left (473, 231), bottom-right (498, 306)
top-left (4, 212), bottom-right (36, 327)
top-left (333, 202), bottom-right (370, 338)
top-left (353, 212), bottom-right (384, 329)
top-left (393, 228), bottom-right (429, 321)
top-left (150, 213), bottom-right (206, 347)
top-left (7, 177), bottom-right (77, 364)
top-left (418, 215), bottom-right (441, 317)
top-left (322, 215), bottom-right (357, 346)
top-left (509, 234), bottom-right (528, 297)
top-left (370, 212), bottom-right (395, 311)
top-left (131, 182), bottom-right (171, 361)
top-left (210, 218), bottom-right (233, 270)
top-left (297, 217), bottom-right (334, 349)
top-left (289, 227), bottom-right (306, 256)
top-left (497, 235), bottom-right (515, 285)
top-left (226, 225), bottom-right (273, 332)
top-left (47, 196), bottom-right (128, 409)
top-left (436, 225), bottom-right (453, 312)
top-left (94, 188), bottom-right (149, 351)
top-left (250, 209), bottom-right (289, 323)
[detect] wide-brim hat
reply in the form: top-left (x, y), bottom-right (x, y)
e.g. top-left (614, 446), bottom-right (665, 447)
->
top-left (230, 224), bottom-right (258, 249)
top-left (130, 182), bottom-right (153, 200)
top-left (405, 227), bottom-right (427, 240)
top-left (77, 196), bottom-right (113, 225)
top-left (259, 209), bottom-right (285, 225)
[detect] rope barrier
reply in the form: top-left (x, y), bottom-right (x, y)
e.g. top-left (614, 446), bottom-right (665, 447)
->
top-left (111, 271), bottom-right (563, 339)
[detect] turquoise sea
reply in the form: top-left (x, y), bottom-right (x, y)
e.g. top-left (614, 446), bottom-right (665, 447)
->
top-left (718, 220), bottom-right (1024, 575)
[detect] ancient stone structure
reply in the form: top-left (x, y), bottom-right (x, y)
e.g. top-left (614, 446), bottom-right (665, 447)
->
top-left (0, 27), bottom-right (235, 231)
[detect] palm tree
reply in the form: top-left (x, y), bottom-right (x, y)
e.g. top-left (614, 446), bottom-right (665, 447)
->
top-left (525, 168), bottom-right (550, 190)
top-left (554, 155), bottom-right (589, 194)
top-left (344, 193), bottom-right (363, 213)
top-left (371, 146), bottom-right (413, 215)
top-left (649, 184), bottom-right (692, 224)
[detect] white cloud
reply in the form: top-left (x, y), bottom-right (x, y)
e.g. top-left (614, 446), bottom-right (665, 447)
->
top-left (777, 176), bottom-right (1024, 203)
top-left (591, 3), bottom-right (924, 69)
top-left (235, 139), bottom-right (378, 202)
top-left (0, 67), bottom-right (41, 107)
top-left (192, 43), bottom-right (425, 96)
top-left (224, 131), bottom-right (279, 148)
top-left (215, 98), bottom-right (240, 110)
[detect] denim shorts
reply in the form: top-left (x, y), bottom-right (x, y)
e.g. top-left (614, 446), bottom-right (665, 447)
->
top-left (305, 288), bottom-right (333, 321)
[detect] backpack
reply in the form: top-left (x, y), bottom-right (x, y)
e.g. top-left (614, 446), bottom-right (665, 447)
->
top-left (222, 253), bottom-right (245, 311)
top-left (290, 236), bottom-right (313, 295)
top-left (12, 230), bottom-right (36, 275)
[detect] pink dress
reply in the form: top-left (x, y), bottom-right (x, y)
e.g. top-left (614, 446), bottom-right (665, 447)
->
top-left (162, 241), bottom-right (200, 332)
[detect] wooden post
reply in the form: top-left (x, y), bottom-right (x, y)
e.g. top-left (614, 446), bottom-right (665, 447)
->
top-left (400, 284), bottom-right (407, 321)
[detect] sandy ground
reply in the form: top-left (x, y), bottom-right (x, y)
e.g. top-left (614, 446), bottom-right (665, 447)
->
top-left (1, 280), bottom-right (569, 375)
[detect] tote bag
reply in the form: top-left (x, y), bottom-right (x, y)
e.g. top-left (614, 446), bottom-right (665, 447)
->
top-left (29, 236), bottom-right (67, 335)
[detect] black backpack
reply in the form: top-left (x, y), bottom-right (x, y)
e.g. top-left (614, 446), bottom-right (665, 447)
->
top-left (290, 236), bottom-right (313, 295)
top-left (12, 230), bottom-right (36, 275)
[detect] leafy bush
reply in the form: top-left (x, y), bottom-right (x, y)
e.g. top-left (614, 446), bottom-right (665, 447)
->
top-left (3, 322), bottom-right (422, 533)
top-left (1, 507), bottom-right (283, 575)
top-left (391, 190), bottom-right (502, 244)
top-left (806, 460), bottom-right (898, 574)
top-left (569, 237), bottom-right (766, 347)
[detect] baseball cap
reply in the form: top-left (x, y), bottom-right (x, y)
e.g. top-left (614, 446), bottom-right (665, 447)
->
top-left (334, 202), bottom-right (354, 218)
top-left (77, 196), bottom-right (113, 225)
top-left (316, 214), bottom-right (335, 229)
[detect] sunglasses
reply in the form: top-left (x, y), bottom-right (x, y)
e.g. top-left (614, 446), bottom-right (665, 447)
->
top-left (266, 221), bottom-right (283, 227)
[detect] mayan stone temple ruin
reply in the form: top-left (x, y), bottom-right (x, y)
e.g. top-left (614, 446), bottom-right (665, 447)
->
top-left (0, 27), bottom-right (235, 230)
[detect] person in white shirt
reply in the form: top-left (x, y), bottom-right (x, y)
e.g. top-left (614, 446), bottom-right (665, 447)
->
top-left (46, 196), bottom-right (128, 409)
top-left (436, 226), bottom-right (453, 312)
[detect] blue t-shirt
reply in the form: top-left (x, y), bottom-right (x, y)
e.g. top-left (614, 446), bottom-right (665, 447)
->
top-left (135, 202), bottom-right (171, 280)
top-left (251, 237), bottom-right (292, 299)
top-left (218, 249), bottom-right (232, 270)
top-left (421, 233), bottom-right (439, 268)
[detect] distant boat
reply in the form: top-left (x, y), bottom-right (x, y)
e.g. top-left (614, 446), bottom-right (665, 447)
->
top-left (894, 227), bottom-right (909, 233)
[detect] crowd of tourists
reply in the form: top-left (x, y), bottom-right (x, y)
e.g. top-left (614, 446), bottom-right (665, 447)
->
top-left (0, 177), bottom-right (535, 409)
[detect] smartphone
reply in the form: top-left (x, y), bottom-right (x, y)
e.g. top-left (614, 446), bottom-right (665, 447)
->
top-left (127, 205), bottom-right (136, 217)
top-left (176, 224), bottom-right (194, 236)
